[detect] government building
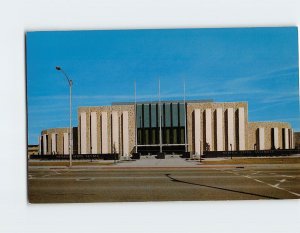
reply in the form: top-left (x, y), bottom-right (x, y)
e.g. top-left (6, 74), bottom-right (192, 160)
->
top-left (38, 100), bottom-right (295, 157)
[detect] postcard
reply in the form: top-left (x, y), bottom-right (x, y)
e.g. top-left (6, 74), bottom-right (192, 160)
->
top-left (26, 27), bottom-right (300, 203)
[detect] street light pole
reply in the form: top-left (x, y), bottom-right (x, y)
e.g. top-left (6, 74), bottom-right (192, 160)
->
top-left (134, 81), bottom-right (137, 153)
top-left (183, 79), bottom-right (187, 153)
top-left (55, 66), bottom-right (73, 168)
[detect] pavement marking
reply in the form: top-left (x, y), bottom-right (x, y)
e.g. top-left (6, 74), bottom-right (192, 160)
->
top-left (280, 175), bottom-right (295, 178)
top-left (273, 179), bottom-right (286, 188)
top-left (251, 172), bottom-right (259, 175)
top-left (253, 179), bottom-right (264, 183)
top-left (220, 169), bottom-right (300, 198)
top-left (29, 169), bottom-right (73, 179)
top-left (75, 178), bottom-right (95, 181)
top-left (275, 178), bottom-right (286, 183)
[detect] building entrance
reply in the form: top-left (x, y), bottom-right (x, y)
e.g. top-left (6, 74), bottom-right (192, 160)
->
top-left (137, 145), bottom-right (185, 155)
top-left (136, 101), bottom-right (186, 155)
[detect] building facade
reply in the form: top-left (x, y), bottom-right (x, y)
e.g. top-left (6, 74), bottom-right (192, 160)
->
top-left (38, 100), bottom-right (295, 156)
top-left (39, 127), bottom-right (78, 155)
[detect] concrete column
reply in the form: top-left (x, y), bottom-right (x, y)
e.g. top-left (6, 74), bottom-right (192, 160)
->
top-left (51, 133), bottom-right (56, 153)
top-left (122, 111), bottom-right (129, 156)
top-left (284, 128), bottom-right (289, 149)
top-left (289, 129), bottom-right (292, 149)
top-left (291, 129), bottom-right (294, 149)
top-left (112, 111), bottom-right (119, 153)
top-left (258, 128), bottom-right (265, 150)
top-left (216, 108), bottom-right (223, 151)
top-left (194, 109), bottom-right (201, 155)
top-left (38, 136), bottom-right (42, 155)
top-left (42, 134), bottom-right (47, 155)
top-left (238, 107), bottom-right (245, 150)
top-left (101, 112), bottom-right (108, 153)
top-left (273, 127), bottom-right (279, 149)
top-left (63, 132), bottom-right (69, 155)
top-left (91, 112), bottom-right (97, 154)
top-left (80, 112), bottom-right (87, 154)
top-left (205, 109), bottom-right (212, 149)
top-left (227, 108), bottom-right (234, 151)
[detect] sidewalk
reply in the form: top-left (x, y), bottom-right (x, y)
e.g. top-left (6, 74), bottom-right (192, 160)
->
top-left (28, 155), bottom-right (300, 170)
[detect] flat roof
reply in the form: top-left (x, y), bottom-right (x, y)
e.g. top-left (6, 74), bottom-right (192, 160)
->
top-left (112, 99), bottom-right (214, 105)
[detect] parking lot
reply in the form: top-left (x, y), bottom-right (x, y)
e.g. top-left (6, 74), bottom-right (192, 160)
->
top-left (28, 161), bottom-right (300, 203)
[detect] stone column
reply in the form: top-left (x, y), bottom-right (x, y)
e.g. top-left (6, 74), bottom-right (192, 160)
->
top-left (38, 136), bottom-right (42, 155)
top-left (91, 112), bottom-right (97, 154)
top-left (194, 109), bottom-right (201, 155)
top-left (291, 129), bottom-right (294, 149)
top-left (284, 128), bottom-right (289, 149)
top-left (205, 109), bottom-right (212, 150)
top-left (51, 133), bottom-right (56, 154)
top-left (122, 111), bottom-right (129, 156)
top-left (238, 107), bottom-right (245, 150)
top-left (227, 108), bottom-right (234, 151)
top-left (273, 127), bottom-right (279, 149)
top-left (112, 111), bottom-right (119, 153)
top-left (101, 112), bottom-right (108, 153)
top-left (216, 108), bottom-right (223, 151)
top-left (42, 134), bottom-right (47, 155)
top-left (63, 132), bottom-right (69, 155)
top-left (80, 112), bottom-right (87, 154)
top-left (258, 127), bottom-right (265, 150)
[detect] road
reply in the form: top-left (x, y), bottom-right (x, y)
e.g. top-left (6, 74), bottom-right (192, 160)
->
top-left (28, 164), bottom-right (300, 203)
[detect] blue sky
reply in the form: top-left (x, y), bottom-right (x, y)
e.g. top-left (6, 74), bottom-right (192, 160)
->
top-left (26, 27), bottom-right (299, 145)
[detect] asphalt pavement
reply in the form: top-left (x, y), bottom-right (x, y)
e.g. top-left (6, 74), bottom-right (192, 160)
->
top-left (28, 164), bottom-right (300, 203)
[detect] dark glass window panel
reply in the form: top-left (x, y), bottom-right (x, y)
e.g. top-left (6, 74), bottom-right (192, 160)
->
top-left (151, 104), bottom-right (157, 128)
top-left (158, 103), bottom-right (162, 127)
top-left (179, 103), bottom-right (185, 127)
top-left (165, 128), bottom-right (170, 144)
top-left (137, 104), bottom-right (143, 128)
top-left (172, 103), bottom-right (179, 127)
top-left (144, 129), bottom-right (149, 144)
top-left (137, 129), bottom-right (142, 145)
top-left (173, 128), bottom-right (178, 144)
top-left (180, 128), bottom-right (185, 144)
top-left (151, 129), bottom-right (156, 145)
top-left (156, 127), bottom-right (160, 144)
top-left (144, 104), bottom-right (150, 128)
top-left (164, 103), bottom-right (171, 127)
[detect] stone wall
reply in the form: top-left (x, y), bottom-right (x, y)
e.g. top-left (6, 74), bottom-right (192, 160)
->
top-left (248, 122), bottom-right (292, 150)
top-left (77, 105), bottom-right (135, 155)
top-left (187, 102), bottom-right (248, 153)
top-left (294, 132), bottom-right (300, 149)
top-left (40, 128), bottom-right (70, 155)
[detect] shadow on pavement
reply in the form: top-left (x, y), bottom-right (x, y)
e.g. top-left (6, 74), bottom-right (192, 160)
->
top-left (165, 173), bottom-right (279, 200)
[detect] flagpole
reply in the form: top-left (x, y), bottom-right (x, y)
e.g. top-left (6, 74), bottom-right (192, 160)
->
top-left (159, 79), bottom-right (162, 153)
top-left (184, 79), bottom-right (187, 152)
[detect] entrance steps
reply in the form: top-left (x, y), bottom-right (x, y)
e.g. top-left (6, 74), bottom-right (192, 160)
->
top-left (140, 154), bottom-right (182, 159)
